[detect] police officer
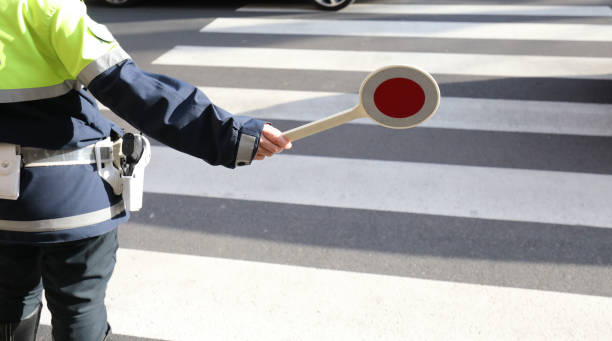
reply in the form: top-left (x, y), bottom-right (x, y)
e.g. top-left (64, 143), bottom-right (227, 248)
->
top-left (0, 0), bottom-right (292, 340)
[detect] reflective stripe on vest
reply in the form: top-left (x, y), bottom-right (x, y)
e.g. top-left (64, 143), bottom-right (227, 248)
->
top-left (0, 201), bottom-right (125, 232)
top-left (0, 81), bottom-right (79, 104)
top-left (78, 47), bottom-right (130, 87)
top-left (0, 48), bottom-right (130, 103)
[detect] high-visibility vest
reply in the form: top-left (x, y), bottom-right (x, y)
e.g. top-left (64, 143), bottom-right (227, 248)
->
top-left (0, 0), bottom-right (129, 102)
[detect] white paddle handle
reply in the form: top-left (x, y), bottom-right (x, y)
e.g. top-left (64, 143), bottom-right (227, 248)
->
top-left (282, 106), bottom-right (366, 142)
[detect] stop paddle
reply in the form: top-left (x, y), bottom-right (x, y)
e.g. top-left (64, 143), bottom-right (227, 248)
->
top-left (282, 65), bottom-right (440, 142)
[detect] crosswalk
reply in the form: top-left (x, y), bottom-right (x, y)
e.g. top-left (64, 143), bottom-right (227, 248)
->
top-left (42, 1), bottom-right (612, 340)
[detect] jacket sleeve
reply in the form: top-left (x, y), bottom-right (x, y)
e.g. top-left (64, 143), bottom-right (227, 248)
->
top-left (87, 59), bottom-right (264, 168)
top-left (46, 0), bottom-right (264, 168)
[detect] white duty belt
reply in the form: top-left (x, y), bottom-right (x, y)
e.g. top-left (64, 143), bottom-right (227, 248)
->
top-left (20, 143), bottom-right (115, 167)
top-left (0, 134), bottom-right (151, 213)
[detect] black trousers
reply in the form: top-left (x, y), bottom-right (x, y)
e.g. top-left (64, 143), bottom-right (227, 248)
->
top-left (0, 229), bottom-right (118, 341)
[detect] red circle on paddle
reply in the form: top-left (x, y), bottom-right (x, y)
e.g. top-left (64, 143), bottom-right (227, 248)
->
top-left (373, 78), bottom-right (426, 118)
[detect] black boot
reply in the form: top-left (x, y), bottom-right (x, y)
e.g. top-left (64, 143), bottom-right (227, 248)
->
top-left (0, 303), bottom-right (42, 341)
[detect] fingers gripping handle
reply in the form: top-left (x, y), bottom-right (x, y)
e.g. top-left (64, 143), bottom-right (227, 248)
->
top-left (282, 106), bottom-right (367, 142)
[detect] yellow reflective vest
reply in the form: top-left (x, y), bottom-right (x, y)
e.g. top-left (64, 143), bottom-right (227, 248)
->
top-left (0, 0), bottom-right (129, 102)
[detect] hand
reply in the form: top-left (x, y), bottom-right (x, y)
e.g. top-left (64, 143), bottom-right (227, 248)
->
top-left (254, 124), bottom-right (292, 161)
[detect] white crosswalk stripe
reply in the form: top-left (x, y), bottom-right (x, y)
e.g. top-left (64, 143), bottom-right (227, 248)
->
top-left (39, 248), bottom-right (612, 341)
top-left (203, 18), bottom-right (612, 41)
top-left (145, 147), bottom-right (612, 228)
top-left (71, 2), bottom-right (612, 340)
top-left (153, 46), bottom-right (612, 79)
top-left (238, 3), bottom-right (612, 17)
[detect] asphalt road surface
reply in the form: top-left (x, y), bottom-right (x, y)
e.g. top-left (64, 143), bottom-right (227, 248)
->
top-left (37, 0), bottom-right (612, 339)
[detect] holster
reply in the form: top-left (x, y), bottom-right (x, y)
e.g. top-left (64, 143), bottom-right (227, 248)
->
top-left (0, 143), bottom-right (21, 200)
